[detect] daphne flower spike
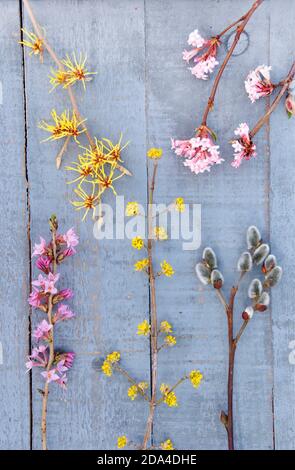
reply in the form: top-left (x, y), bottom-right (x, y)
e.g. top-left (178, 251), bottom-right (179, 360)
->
top-left (27, 215), bottom-right (78, 450)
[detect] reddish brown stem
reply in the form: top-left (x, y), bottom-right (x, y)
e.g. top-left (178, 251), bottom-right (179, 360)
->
top-left (142, 162), bottom-right (158, 450)
top-left (250, 61), bottom-right (295, 138)
top-left (201, 0), bottom-right (264, 127)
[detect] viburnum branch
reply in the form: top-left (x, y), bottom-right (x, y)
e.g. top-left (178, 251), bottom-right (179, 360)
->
top-left (201, 0), bottom-right (264, 126)
top-left (22, 0), bottom-right (131, 177)
top-left (250, 61), bottom-right (295, 137)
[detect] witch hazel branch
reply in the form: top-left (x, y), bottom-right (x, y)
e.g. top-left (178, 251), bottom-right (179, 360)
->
top-left (99, 148), bottom-right (203, 451)
top-left (27, 215), bottom-right (78, 450)
top-left (195, 226), bottom-right (282, 450)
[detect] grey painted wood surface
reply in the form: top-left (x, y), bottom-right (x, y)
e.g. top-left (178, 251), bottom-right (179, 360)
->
top-left (0, 0), bottom-right (294, 450)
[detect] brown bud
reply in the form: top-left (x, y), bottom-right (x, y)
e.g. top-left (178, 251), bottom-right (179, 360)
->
top-left (242, 311), bottom-right (249, 320)
top-left (242, 306), bottom-right (254, 320)
top-left (285, 93), bottom-right (295, 118)
top-left (254, 303), bottom-right (268, 312)
top-left (49, 214), bottom-right (58, 232)
top-left (213, 279), bottom-right (223, 289)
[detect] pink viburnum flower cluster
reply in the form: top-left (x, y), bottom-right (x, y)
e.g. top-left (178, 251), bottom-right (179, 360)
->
top-left (171, 132), bottom-right (223, 175)
top-left (183, 29), bottom-right (220, 80)
top-left (231, 123), bottom-right (257, 168)
top-left (27, 224), bottom-right (78, 389)
top-left (245, 65), bottom-right (274, 103)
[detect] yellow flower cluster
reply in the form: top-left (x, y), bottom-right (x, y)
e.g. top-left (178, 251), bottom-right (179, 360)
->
top-left (160, 439), bottom-right (174, 450)
top-left (160, 384), bottom-right (178, 407)
top-left (127, 382), bottom-right (148, 400)
top-left (125, 201), bottom-right (139, 216)
top-left (154, 226), bottom-right (168, 241)
top-left (189, 370), bottom-right (203, 389)
top-left (49, 53), bottom-right (96, 90)
top-left (160, 260), bottom-right (174, 277)
top-left (117, 435), bottom-right (127, 449)
top-left (137, 320), bottom-right (151, 336)
top-left (101, 351), bottom-right (121, 377)
top-left (132, 236), bottom-right (144, 250)
top-left (164, 335), bottom-right (177, 347)
top-left (175, 197), bottom-right (185, 212)
top-left (160, 321), bottom-right (172, 333)
top-left (39, 109), bottom-right (86, 144)
top-left (134, 258), bottom-right (149, 272)
top-left (19, 29), bottom-right (43, 59)
top-left (147, 147), bottom-right (163, 159)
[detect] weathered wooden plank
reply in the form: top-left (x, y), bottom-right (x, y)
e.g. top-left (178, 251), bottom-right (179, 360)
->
top-left (0, 0), bottom-right (30, 450)
top-left (145, 0), bottom-right (274, 450)
top-left (269, 0), bottom-right (295, 451)
top-left (23, 0), bottom-right (148, 449)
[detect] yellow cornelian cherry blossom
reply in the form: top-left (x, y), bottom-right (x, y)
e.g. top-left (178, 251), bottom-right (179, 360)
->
top-left (125, 201), bottom-right (139, 216)
top-left (160, 260), bottom-right (174, 277)
top-left (117, 435), bottom-right (127, 449)
top-left (160, 439), bottom-right (174, 450)
top-left (175, 197), bottom-right (185, 212)
top-left (189, 370), bottom-right (203, 389)
top-left (19, 28), bottom-right (43, 59)
top-left (101, 352), bottom-right (120, 377)
top-left (134, 258), bottom-right (149, 272)
top-left (164, 335), bottom-right (177, 347)
top-left (39, 109), bottom-right (86, 143)
top-left (101, 360), bottom-right (112, 377)
top-left (154, 226), bottom-right (168, 241)
top-left (160, 321), bottom-right (173, 333)
top-left (132, 237), bottom-right (144, 250)
top-left (160, 384), bottom-right (178, 407)
top-left (106, 352), bottom-right (120, 363)
top-left (127, 385), bottom-right (138, 400)
top-left (58, 53), bottom-right (97, 90)
top-left (147, 147), bottom-right (163, 159)
top-left (137, 320), bottom-right (151, 336)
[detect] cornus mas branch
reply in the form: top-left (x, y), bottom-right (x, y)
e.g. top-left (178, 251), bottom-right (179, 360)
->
top-left (22, 0), bottom-right (131, 176)
top-left (196, 226), bottom-right (282, 450)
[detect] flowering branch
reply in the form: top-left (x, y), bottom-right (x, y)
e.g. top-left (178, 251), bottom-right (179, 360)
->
top-left (27, 215), bottom-right (78, 449)
top-left (21, 0), bottom-right (131, 221)
top-left (196, 226), bottom-right (282, 450)
top-left (100, 149), bottom-right (203, 451)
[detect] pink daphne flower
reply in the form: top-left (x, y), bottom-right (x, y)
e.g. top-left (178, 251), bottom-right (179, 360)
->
top-left (28, 287), bottom-right (44, 308)
top-left (41, 369), bottom-right (60, 384)
top-left (36, 256), bottom-right (51, 274)
top-left (183, 31), bottom-right (220, 80)
top-left (33, 319), bottom-right (52, 341)
top-left (171, 133), bottom-right (223, 175)
top-left (26, 345), bottom-right (48, 370)
top-left (53, 304), bottom-right (75, 323)
top-left (32, 237), bottom-right (47, 257)
top-left (231, 123), bottom-right (257, 168)
top-left (32, 272), bottom-right (60, 295)
top-left (56, 352), bottom-right (75, 371)
top-left (62, 228), bottom-right (79, 250)
top-left (245, 65), bottom-right (273, 103)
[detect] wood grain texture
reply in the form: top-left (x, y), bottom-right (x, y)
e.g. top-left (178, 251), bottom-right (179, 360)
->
top-left (0, 0), bottom-right (294, 450)
top-left (0, 0), bottom-right (30, 450)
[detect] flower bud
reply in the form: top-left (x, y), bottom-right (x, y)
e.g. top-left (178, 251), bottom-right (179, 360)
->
top-left (202, 247), bottom-right (217, 270)
top-left (242, 306), bottom-right (254, 320)
top-left (285, 93), bottom-right (295, 118)
top-left (253, 243), bottom-right (270, 265)
top-left (247, 226), bottom-right (261, 249)
top-left (237, 251), bottom-right (253, 272)
top-left (262, 254), bottom-right (277, 274)
top-left (264, 266), bottom-right (283, 288)
top-left (195, 262), bottom-right (211, 285)
top-left (255, 292), bottom-right (270, 312)
top-left (248, 278), bottom-right (263, 299)
top-left (210, 269), bottom-right (224, 289)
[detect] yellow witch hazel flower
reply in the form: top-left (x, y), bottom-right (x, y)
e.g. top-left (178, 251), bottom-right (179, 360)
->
top-left (160, 260), bottom-right (174, 277)
top-left (164, 335), bottom-right (177, 347)
top-left (66, 155), bottom-right (94, 186)
top-left (19, 28), bottom-right (43, 59)
top-left (50, 53), bottom-right (97, 90)
top-left (39, 109), bottom-right (86, 143)
top-left (71, 186), bottom-right (100, 221)
top-left (134, 258), bottom-right (149, 272)
top-left (160, 321), bottom-right (172, 334)
top-left (175, 197), bottom-right (185, 213)
top-left (160, 384), bottom-right (178, 407)
top-left (154, 226), bottom-right (168, 241)
top-left (147, 147), bottom-right (163, 159)
top-left (117, 435), bottom-right (127, 449)
top-left (160, 439), bottom-right (174, 450)
top-left (137, 320), bottom-right (151, 336)
top-left (126, 201), bottom-right (139, 216)
top-left (189, 370), bottom-right (203, 389)
top-left (132, 237), bottom-right (144, 250)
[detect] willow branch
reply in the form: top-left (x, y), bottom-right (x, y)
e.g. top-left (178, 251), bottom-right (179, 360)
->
top-left (201, 0), bottom-right (264, 126)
